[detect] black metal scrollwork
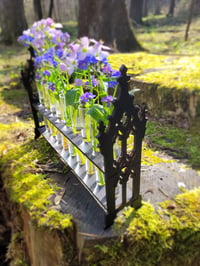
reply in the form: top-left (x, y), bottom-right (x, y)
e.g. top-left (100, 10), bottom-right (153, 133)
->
top-left (98, 65), bottom-right (147, 227)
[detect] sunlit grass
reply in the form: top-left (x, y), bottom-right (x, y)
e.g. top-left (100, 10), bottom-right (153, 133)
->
top-left (109, 53), bottom-right (200, 91)
top-left (136, 14), bottom-right (200, 55)
top-left (145, 121), bottom-right (200, 169)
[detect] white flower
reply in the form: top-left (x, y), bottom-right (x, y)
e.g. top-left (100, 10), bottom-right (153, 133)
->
top-left (177, 182), bottom-right (186, 188)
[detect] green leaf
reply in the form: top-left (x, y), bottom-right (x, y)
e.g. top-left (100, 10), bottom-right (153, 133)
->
top-left (65, 88), bottom-right (82, 106)
top-left (87, 104), bottom-right (106, 123)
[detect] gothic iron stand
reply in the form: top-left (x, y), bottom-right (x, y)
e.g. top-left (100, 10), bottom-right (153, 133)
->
top-left (22, 52), bottom-right (147, 228)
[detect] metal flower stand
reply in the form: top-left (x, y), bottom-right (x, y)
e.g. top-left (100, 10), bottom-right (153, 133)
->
top-left (22, 52), bottom-right (147, 228)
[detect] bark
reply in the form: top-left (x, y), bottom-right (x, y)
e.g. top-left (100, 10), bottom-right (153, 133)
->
top-left (48, 0), bottom-right (54, 18)
top-left (34, 0), bottom-right (43, 20)
top-left (112, 0), bottom-right (143, 51)
top-left (0, 0), bottom-right (27, 44)
top-left (185, 0), bottom-right (195, 41)
top-left (154, 0), bottom-right (161, 15)
top-left (78, 0), bottom-right (143, 52)
top-left (167, 0), bottom-right (176, 17)
top-left (143, 0), bottom-right (148, 17)
top-left (193, 0), bottom-right (200, 14)
top-left (130, 0), bottom-right (144, 24)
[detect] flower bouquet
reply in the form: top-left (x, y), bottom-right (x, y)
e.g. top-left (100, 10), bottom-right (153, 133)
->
top-left (18, 18), bottom-right (122, 186)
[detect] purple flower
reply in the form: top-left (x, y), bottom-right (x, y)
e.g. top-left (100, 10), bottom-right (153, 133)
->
top-left (35, 74), bottom-right (41, 80)
top-left (108, 80), bottom-right (118, 88)
top-left (78, 59), bottom-right (89, 70)
top-left (86, 55), bottom-right (98, 64)
top-left (46, 18), bottom-right (54, 26)
top-left (17, 35), bottom-right (34, 46)
top-left (39, 48), bottom-right (58, 67)
top-left (100, 57), bottom-right (108, 65)
top-left (43, 70), bottom-right (51, 76)
top-left (34, 55), bottom-right (43, 67)
top-left (61, 32), bottom-right (70, 43)
top-left (102, 64), bottom-right (112, 75)
top-left (62, 57), bottom-right (77, 75)
top-left (74, 79), bottom-right (84, 86)
top-left (80, 92), bottom-right (95, 104)
top-left (78, 55), bottom-right (98, 70)
top-left (56, 48), bottom-right (64, 58)
top-left (101, 95), bottom-right (113, 106)
top-left (101, 65), bottom-right (120, 78)
top-left (48, 82), bottom-right (56, 91)
top-left (60, 62), bottom-right (67, 72)
top-left (111, 70), bottom-right (120, 78)
top-left (92, 77), bottom-right (99, 87)
top-left (85, 77), bottom-right (99, 87)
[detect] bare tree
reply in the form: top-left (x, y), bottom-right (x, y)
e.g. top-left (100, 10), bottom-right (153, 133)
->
top-left (78, 0), bottom-right (143, 52)
top-left (48, 0), bottom-right (54, 17)
top-left (143, 0), bottom-right (149, 17)
top-left (130, 0), bottom-right (144, 24)
top-left (185, 0), bottom-right (196, 41)
top-left (167, 0), bottom-right (176, 17)
top-left (34, 0), bottom-right (43, 20)
top-left (0, 0), bottom-right (27, 44)
top-left (154, 0), bottom-right (161, 15)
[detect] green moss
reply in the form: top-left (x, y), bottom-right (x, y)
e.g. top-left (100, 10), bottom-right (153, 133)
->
top-left (142, 144), bottom-right (174, 165)
top-left (86, 188), bottom-right (200, 266)
top-left (109, 53), bottom-right (200, 92)
top-left (108, 52), bottom-right (167, 75)
top-left (0, 131), bottom-right (72, 231)
top-left (6, 232), bottom-right (29, 266)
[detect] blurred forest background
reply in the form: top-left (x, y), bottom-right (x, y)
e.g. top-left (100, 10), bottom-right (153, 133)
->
top-left (0, 0), bottom-right (199, 53)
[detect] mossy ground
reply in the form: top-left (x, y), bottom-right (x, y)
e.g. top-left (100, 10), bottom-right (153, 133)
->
top-left (85, 188), bottom-right (200, 266)
top-left (0, 126), bottom-right (72, 229)
top-left (145, 120), bottom-right (200, 169)
top-left (109, 53), bottom-right (200, 91)
top-left (137, 14), bottom-right (200, 56)
top-left (0, 44), bottom-right (73, 237)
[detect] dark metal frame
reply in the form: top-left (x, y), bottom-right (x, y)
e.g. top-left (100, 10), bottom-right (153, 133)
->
top-left (98, 65), bottom-right (147, 226)
top-left (22, 50), bottom-right (147, 228)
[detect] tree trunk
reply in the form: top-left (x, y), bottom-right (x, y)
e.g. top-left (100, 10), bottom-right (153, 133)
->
top-left (112, 0), bottom-right (143, 51)
top-left (34, 0), bottom-right (43, 20)
top-left (154, 0), bottom-right (161, 15)
top-left (130, 0), bottom-right (144, 24)
top-left (193, 0), bottom-right (200, 15)
top-left (78, 0), bottom-right (143, 52)
top-left (167, 0), bottom-right (176, 17)
top-left (185, 0), bottom-right (195, 41)
top-left (0, 0), bottom-right (27, 44)
top-left (143, 0), bottom-right (148, 17)
top-left (48, 0), bottom-right (54, 17)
